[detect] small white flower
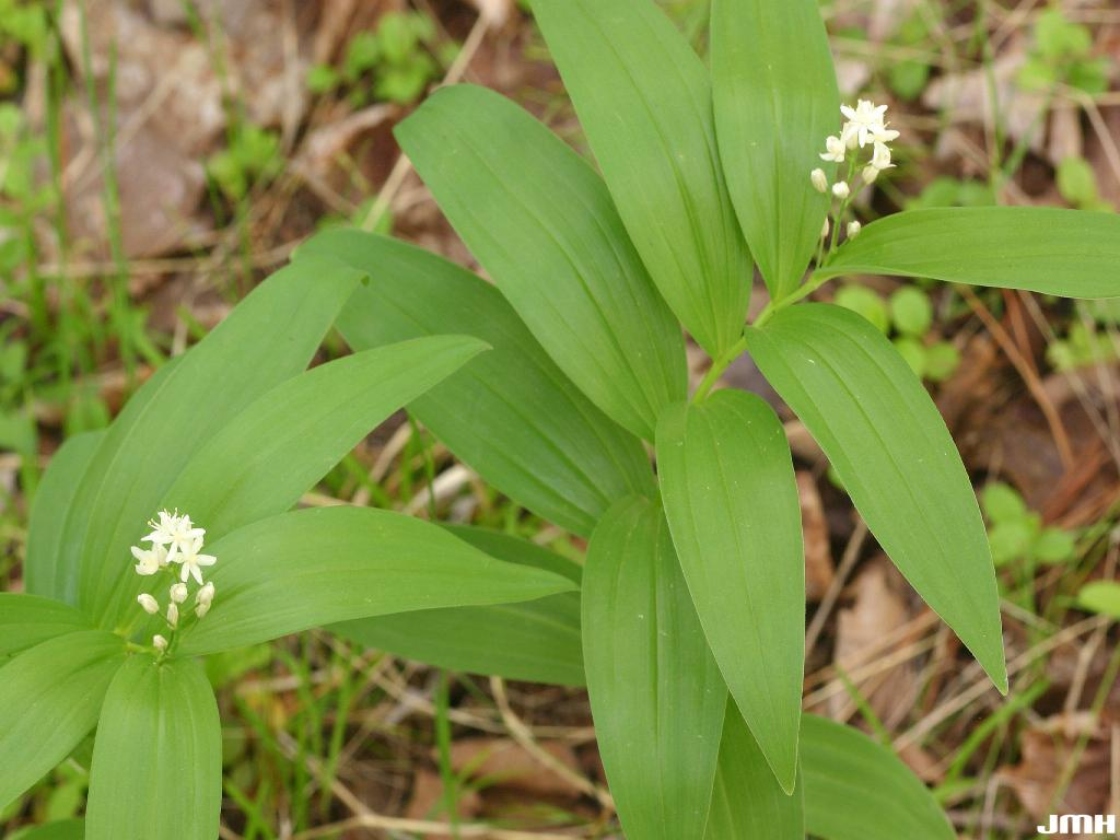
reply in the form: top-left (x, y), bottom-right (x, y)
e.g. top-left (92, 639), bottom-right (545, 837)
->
top-left (166, 602), bottom-right (179, 628)
top-left (143, 510), bottom-right (205, 563)
top-left (861, 165), bottom-right (880, 185)
top-left (810, 168), bottom-right (828, 193)
top-left (832, 181), bottom-right (850, 200)
top-left (871, 142), bottom-right (894, 172)
top-left (196, 581), bottom-right (216, 606)
top-left (152, 634), bottom-right (168, 652)
top-left (847, 221), bottom-right (863, 239)
top-left (195, 602), bottom-right (211, 619)
top-left (869, 124), bottom-right (900, 146)
top-left (169, 583), bottom-right (188, 604)
top-left (819, 135), bottom-right (846, 163)
top-left (137, 593), bottom-right (159, 614)
top-left (176, 536), bottom-right (217, 585)
top-left (820, 217), bottom-right (831, 239)
top-left (131, 545), bottom-right (165, 576)
top-left (840, 99), bottom-right (889, 148)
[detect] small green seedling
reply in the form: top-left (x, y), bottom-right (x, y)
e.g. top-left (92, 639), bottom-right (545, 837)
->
top-left (206, 123), bottom-right (281, 202)
top-left (1018, 8), bottom-right (1108, 95)
top-left (1056, 155), bottom-right (1114, 212)
top-left (1047, 299), bottom-right (1120, 371)
top-left (307, 12), bottom-right (445, 106)
top-left (980, 482), bottom-right (1078, 568)
top-left (1077, 578), bottom-right (1120, 619)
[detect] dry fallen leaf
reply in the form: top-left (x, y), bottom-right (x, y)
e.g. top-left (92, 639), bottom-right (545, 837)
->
top-left (448, 737), bottom-right (585, 799)
top-left (798, 471), bottom-right (835, 601)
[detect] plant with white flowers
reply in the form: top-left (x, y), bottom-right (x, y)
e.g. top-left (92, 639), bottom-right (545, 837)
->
top-left (292, 0), bottom-right (1120, 837)
top-left (0, 259), bottom-right (578, 838)
top-left (131, 510), bottom-right (217, 655)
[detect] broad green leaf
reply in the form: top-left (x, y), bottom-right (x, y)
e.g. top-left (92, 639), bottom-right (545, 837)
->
top-left (299, 230), bottom-right (653, 536)
top-left (163, 337), bottom-right (485, 537)
top-left (24, 429), bottom-right (104, 603)
top-left (656, 390), bottom-right (804, 791)
top-left (87, 656), bottom-right (221, 840)
top-left (531, 0), bottom-right (751, 357)
top-left (396, 84), bottom-right (686, 440)
top-left (10, 819), bottom-right (85, 840)
top-left (1077, 581), bottom-right (1120, 618)
top-left (706, 702), bottom-right (804, 840)
top-left (583, 496), bottom-right (726, 840)
top-left (178, 506), bottom-right (576, 655)
top-left (711, 0), bottom-right (837, 301)
top-left (802, 715), bottom-right (954, 840)
top-left (331, 525), bottom-right (584, 685)
top-left (815, 207), bottom-right (1120, 298)
top-left (0, 594), bottom-right (92, 657)
top-left (70, 258), bottom-right (365, 626)
top-left (745, 304), bottom-right (1007, 692)
top-left (77, 337), bottom-right (487, 627)
top-left (0, 630), bottom-right (125, 811)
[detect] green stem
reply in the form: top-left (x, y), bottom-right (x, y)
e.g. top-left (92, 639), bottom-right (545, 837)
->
top-left (692, 334), bottom-right (748, 404)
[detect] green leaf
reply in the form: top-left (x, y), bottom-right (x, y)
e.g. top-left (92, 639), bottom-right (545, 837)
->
top-left (745, 304), bottom-right (1007, 692)
top-left (530, 0), bottom-right (751, 357)
top-left (330, 525), bottom-right (584, 686)
top-left (299, 230), bottom-right (653, 536)
top-left (801, 714), bottom-right (955, 840)
top-left (889, 287), bottom-right (934, 337)
top-left (705, 703), bottom-right (804, 840)
top-left (87, 656), bottom-right (221, 840)
top-left (815, 207), bottom-right (1120, 298)
top-left (68, 258), bottom-right (365, 626)
top-left (1077, 581), bottom-right (1120, 618)
top-left (93, 336), bottom-right (485, 627)
top-left (10, 819), bottom-right (85, 840)
top-left (711, 0), bottom-right (837, 301)
top-left (980, 482), bottom-right (1027, 524)
top-left (0, 630), bottom-right (125, 811)
top-left (583, 496), bottom-right (726, 840)
top-left (178, 506), bottom-right (576, 655)
top-left (657, 390), bottom-right (804, 790)
top-left (24, 430), bottom-right (105, 604)
top-left (0, 593), bottom-right (92, 657)
top-left (162, 337), bottom-right (484, 537)
top-left (396, 84), bottom-right (686, 440)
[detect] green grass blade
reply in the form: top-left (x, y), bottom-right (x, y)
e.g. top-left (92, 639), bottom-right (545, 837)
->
top-left (86, 656), bottom-right (221, 840)
top-left (331, 526), bottom-right (584, 686)
top-left (657, 390), bottom-right (804, 791)
top-left (530, 0), bottom-right (751, 357)
top-left (745, 304), bottom-right (1007, 692)
top-left (712, 0), bottom-right (837, 300)
top-left (814, 207), bottom-right (1120, 298)
top-left (24, 430), bottom-right (105, 604)
top-left (802, 715), bottom-right (954, 840)
top-left (0, 594), bottom-right (93, 657)
top-left (396, 84), bottom-right (686, 440)
top-left (178, 507), bottom-right (577, 655)
top-left (706, 702), bottom-right (804, 839)
top-left (583, 496), bottom-right (727, 840)
top-left (71, 258), bottom-right (365, 626)
top-left (0, 630), bottom-right (125, 811)
top-left (300, 230), bottom-right (653, 536)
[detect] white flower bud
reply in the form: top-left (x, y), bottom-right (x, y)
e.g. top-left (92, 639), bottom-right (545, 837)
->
top-left (832, 181), bottom-right (850, 200)
top-left (810, 168), bottom-right (828, 193)
top-left (820, 217), bottom-right (831, 240)
top-left (166, 602), bottom-right (179, 628)
top-left (870, 141), bottom-right (894, 171)
top-left (819, 135), bottom-right (845, 163)
top-left (196, 581), bottom-right (215, 606)
top-left (169, 583), bottom-right (188, 604)
top-left (847, 221), bottom-right (862, 239)
top-left (861, 165), bottom-right (879, 185)
top-left (152, 634), bottom-right (168, 652)
top-left (137, 593), bottom-right (159, 615)
top-left (195, 602), bottom-right (211, 619)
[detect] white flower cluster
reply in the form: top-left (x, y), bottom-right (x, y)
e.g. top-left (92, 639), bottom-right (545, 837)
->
top-left (810, 99), bottom-right (900, 244)
top-left (132, 510), bottom-right (216, 653)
